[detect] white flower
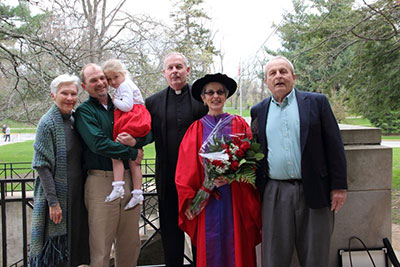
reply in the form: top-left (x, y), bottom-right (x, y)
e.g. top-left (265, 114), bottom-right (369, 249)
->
top-left (199, 151), bottom-right (229, 161)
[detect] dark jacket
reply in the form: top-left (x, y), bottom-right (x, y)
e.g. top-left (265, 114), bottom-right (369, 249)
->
top-left (75, 95), bottom-right (152, 171)
top-left (250, 89), bottom-right (347, 209)
top-left (145, 85), bottom-right (208, 200)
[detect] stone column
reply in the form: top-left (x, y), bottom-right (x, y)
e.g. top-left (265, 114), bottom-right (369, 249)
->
top-left (330, 124), bottom-right (392, 267)
top-left (290, 124), bottom-right (392, 267)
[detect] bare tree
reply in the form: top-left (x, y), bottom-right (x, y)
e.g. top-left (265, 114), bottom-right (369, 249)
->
top-left (0, 0), bottom-right (173, 123)
top-left (168, 0), bottom-right (219, 82)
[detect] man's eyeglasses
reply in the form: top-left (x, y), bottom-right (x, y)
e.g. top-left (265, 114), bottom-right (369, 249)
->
top-left (204, 90), bottom-right (225, 96)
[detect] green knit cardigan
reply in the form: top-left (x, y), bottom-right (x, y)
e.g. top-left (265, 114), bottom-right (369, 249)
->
top-left (30, 104), bottom-right (69, 266)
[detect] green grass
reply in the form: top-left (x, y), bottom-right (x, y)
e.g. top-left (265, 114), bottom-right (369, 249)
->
top-left (342, 117), bottom-right (373, 127)
top-left (223, 107), bottom-right (250, 117)
top-left (11, 128), bottom-right (37, 134)
top-left (0, 119), bottom-right (36, 133)
top-left (391, 148), bottom-right (400, 224)
top-left (342, 116), bottom-right (400, 140)
top-left (0, 119), bottom-right (35, 128)
top-left (0, 140), bottom-right (156, 163)
top-left (382, 135), bottom-right (400, 140)
top-left (0, 140), bottom-right (34, 162)
top-left (0, 140), bottom-right (34, 178)
top-left (143, 142), bottom-right (155, 159)
top-left (0, 140), bottom-right (156, 177)
top-left (392, 148), bottom-right (400, 190)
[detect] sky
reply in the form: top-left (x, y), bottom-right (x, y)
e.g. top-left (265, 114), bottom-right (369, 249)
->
top-left (5, 0), bottom-right (294, 78)
top-left (128, 0), bottom-right (294, 78)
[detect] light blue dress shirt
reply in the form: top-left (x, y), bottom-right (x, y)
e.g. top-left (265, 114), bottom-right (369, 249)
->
top-left (266, 89), bottom-right (302, 180)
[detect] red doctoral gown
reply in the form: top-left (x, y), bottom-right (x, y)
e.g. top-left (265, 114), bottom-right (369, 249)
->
top-left (176, 115), bottom-right (262, 267)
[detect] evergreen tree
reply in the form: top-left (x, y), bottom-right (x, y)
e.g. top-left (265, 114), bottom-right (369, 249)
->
top-left (169, 0), bottom-right (219, 81)
top-left (271, 0), bottom-right (400, 132)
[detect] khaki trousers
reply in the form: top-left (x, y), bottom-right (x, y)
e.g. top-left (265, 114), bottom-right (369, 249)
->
top-left (85, 170), bottom-right (141, 267)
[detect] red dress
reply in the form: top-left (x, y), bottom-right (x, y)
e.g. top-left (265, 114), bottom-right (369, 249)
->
top-left (113, 104), bottom-right (151, 140)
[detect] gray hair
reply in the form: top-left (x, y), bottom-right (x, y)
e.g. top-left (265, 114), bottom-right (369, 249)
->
top-left (163, 52), bottom-right (189, 69)
top-left (50, 74), bottom-right (80, 95)
top-left (265, 55), bottom-right (295, 74)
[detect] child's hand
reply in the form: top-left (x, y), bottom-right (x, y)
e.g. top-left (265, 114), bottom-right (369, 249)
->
top-left (116, 132), bottom-right (137, 147)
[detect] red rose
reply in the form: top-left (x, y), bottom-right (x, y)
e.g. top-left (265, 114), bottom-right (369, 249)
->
top-left (213, 160), bottom-right (224, 167)
top-left (232, 136), bottom-right (241, 146)
top-left (221, 144), bottom-right (229, 150)
top-left (231, 160), bottom-right (239, 170)
top-left (240, 141), bottom-right (250, 151)
top-left (235, 149), bottom-right (244, 157)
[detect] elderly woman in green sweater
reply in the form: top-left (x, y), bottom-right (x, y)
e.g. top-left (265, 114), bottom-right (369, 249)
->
top-left (30, 74), bottom-right (90, 267)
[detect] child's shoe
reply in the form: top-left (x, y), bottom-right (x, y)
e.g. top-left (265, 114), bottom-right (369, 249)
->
top-left (105, 181), bottom-right (125, 202)
top-left (124, 189), bottom-right (144, 210)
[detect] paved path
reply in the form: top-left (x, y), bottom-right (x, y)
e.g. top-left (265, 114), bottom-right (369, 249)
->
top-left (382, 140), bottom-right (400, 148)
top-left (0, 133), bottom-right (35, 146)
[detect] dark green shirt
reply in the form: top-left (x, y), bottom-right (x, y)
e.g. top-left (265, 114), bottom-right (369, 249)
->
top-left (75, 95), bottom-right (152, 171)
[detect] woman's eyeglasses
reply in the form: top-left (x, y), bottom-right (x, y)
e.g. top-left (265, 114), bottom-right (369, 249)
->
top-left (204, 90), bottom-right (225, 96)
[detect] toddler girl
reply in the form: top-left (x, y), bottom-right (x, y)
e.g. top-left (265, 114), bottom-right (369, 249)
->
top-left (102, 59), bottom-right (151, 210)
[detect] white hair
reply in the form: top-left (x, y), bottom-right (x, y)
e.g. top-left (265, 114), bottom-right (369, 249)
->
top-left (163, 52), bottom-right (189, 69)
top-left (50, 74), bottom-right (80, 95)
top-left (266, 55), bottom-right (295, 74)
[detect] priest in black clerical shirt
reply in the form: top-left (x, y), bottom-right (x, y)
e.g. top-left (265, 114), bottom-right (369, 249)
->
top-left (145, 52), bottom-right (208, 267)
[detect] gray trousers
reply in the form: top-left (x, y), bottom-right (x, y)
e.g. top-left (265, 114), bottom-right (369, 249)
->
top-left (262, 179), bottom-right (334, 267)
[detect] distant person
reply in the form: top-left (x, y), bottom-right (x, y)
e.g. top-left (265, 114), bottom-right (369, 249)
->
top-left (251, 56), bottom-right (347, 266)
top-left (175, 73), bottom-right (262, 266)
top-left (30, 74), bottom-right (89, 266)
top-left (4, 126), bottom-right (10, 142)
top-left (102, 59), bottom-right (151, 210)
top-left (2, 124), bottom-right (6, 135)
top-left (75, 63), bottom-right (152, 266)
top-left (145, 52), bottom-right (208, 266)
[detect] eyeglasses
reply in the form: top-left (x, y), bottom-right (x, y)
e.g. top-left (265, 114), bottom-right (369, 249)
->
top-left (204, 90), bottom-right (225, 96)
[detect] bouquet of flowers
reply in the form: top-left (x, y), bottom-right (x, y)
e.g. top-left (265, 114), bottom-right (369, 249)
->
top-left (190, 122), bottom-right (264, 216)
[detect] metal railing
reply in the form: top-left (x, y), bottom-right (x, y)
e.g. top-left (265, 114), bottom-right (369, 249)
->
top-left (0, 160), bottom-right (157, 196)
top-left (0, 163), bottom-right (35, 197)
top-left (0, 160), bottom-right (192, 267)
top-left (0, 178), bottom-right (34, 267)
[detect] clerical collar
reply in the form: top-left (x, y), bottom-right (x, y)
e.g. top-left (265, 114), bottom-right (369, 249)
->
top-left (171, 84), bottom-right (188, 95)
